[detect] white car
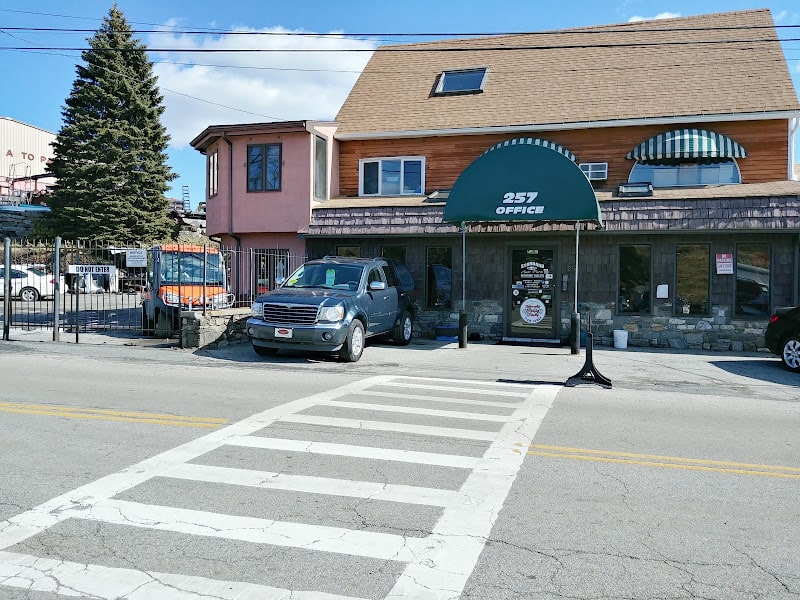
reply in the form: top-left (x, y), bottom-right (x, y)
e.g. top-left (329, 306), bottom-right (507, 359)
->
top-left (0, 265), bottom-right (63, 301)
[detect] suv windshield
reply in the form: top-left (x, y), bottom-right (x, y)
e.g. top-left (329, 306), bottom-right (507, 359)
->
top-left (284, 263), bottom-right (365, 290)
top-left (159, 252), bottom-right (225, 286)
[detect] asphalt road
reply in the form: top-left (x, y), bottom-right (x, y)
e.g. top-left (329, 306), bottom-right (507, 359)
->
top-left (0, 336), bottom-right (798, 599)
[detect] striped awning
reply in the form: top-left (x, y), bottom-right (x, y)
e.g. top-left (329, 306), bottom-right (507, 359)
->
top-left (481, 137), bottom-right (577, 162)
top-left (626, 129), bottom-right (748, 161)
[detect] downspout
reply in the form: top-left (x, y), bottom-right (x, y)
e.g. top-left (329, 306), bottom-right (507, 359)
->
top-left (791, 118), bottom-right (800, 305)
top-left (790, 117), bottom-right (799, 180)
top-left (222, 133), bottom-right (242, 298)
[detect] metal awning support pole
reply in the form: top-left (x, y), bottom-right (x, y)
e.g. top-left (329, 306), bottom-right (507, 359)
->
top-left (566, 221), bottom-right (612, 388)
top-left (458, 222), bottom-right (468, 348)
top-left (570, 221), bottom-right (581, 354)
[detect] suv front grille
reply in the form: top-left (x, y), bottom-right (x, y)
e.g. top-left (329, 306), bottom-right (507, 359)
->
top-left (262, 303), bottom-right (318, 325)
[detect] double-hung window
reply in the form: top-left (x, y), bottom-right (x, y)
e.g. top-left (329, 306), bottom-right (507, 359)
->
top-left (247, 143), bottom-right (281, 192)
top-left (207, 149), bottom-right (218, 198)
top-left (359, 157), bottom-right (424, 196)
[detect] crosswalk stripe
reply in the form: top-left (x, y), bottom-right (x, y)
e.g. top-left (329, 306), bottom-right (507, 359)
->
top-left (82, 499), bottom-right (428, 562)
top-left (322, 399), bottom-right (511, 422)
top-left (164, 463), bottom-right (465, 507)
top-left (354, 389), bottom-right (522, 408)
top-left (226, 435), bottom-right (480, 468)
top-left (0, 550), bottom-right (372, 600)
top-left (376, 381), bottom-right (529, 398)
top-left (385, 376), bottom-right (534, 390)
top-left (280, 414), bottom-right (498, 440)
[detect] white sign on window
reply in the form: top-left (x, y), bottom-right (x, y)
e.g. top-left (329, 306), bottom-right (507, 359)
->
top-left (716, 253), bottom-right (734, 275)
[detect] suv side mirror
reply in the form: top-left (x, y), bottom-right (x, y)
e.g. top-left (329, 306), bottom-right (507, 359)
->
top-left (369, 281), bottom-right (386, 291)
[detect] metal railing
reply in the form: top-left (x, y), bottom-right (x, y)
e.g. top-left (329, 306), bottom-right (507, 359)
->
top-left (2, 237), bottom-right (306, 341)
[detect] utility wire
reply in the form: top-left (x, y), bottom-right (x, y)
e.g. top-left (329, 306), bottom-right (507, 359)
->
top-left (4, 37), bottom-right (800, 52)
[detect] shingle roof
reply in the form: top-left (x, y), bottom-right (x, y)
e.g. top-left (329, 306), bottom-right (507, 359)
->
top-left (306, 181), bottom-right (800, 235)
top-left (335, 9), bottom-right (800, 137)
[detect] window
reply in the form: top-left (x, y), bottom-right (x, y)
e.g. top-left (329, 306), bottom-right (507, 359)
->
top-left (247, 144), bottom-right (281, 192)
top-left (629, 160), bottom-right (740, 188)
top-left (207, 149), bottom-right (218, 198)
top-left (359, 157), bottom-right (424, 196)
top-left (380, 245), bottom-right (406, 264)
top-left (426, 247), bottom-right (452, 309)
top-left (579, 162), bottom-right (608, 181)
top-left (735, 243), bottom-right (770, 317)
top-left (434, 67), bottom-right (488, 95)
top-left (618, 245), bottom-right (651, 314)
top-left (336, 245), bottom-right (361, 258)
top-left (314, 135), bottom-right (327, 200)
top-left (676, 244), bottom-right (709, 316)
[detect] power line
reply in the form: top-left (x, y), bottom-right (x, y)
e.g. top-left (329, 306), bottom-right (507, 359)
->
top-left (3, 23), bottom-right (800, 36)
top-left (4, 37), bottom-right (800, 53)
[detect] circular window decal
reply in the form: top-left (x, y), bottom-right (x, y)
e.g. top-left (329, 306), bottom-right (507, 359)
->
top-left (520, 298), bottom-right (546, 324)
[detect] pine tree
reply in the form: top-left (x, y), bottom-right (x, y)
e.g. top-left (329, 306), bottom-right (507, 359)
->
top-left (43, 5), bottom-right (176, 243)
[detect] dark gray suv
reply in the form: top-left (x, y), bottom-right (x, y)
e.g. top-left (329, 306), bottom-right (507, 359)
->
top-left (247, 256), bottom-right (415, 362)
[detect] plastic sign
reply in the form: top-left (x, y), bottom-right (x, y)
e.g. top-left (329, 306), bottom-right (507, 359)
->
top-left (68, 264), bottom-right (117, 275)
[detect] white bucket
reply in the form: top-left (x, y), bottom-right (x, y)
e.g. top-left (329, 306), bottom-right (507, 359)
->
top-left (613, 329), bottom-right (628, 349)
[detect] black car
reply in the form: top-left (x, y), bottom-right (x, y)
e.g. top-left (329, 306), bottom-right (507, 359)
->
top-left (247, 256), bottom-right (415, 362)
top-left (765, 306), bottom-right (800, 371)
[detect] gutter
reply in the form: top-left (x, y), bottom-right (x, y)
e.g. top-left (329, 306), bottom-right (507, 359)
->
top-left (790, 117), bottom-right (800, 180)
top-left (335, 110), bottom-right (800, 141)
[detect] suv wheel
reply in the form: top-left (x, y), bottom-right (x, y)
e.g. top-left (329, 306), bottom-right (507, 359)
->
top-left (393, 311), bottom-right (413, 346)
top-left (340, 320), bottom-right (365, 362)
top-left (781, 336), bottom-right (800, 372)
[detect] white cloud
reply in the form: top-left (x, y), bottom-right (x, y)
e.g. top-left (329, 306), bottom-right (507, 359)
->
top-left (148, 27), bottom-right (376, 149)
top-left (628, 12), bottom-right (681, 23)
top-left (774, 10), bottom-right (800, 25)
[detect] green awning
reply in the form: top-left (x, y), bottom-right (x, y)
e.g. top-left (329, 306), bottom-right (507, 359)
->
top-left (626, 129), bottom-right (748, 161)
top-left (444, 137), bottom-right (603, 226)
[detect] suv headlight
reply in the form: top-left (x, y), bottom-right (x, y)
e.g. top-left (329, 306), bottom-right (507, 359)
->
top-left (251, 301), bottom-right (263, 317)
top-left (163, 291), bottom-right (180, 306)
top-left (318, 305), bottom-right (344, 322)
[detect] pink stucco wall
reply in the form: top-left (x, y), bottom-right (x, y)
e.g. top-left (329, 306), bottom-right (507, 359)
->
top-left (205, 130), bottom-right (313, 239)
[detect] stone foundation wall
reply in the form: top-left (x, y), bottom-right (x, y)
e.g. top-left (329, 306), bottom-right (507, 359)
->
top-left (180, 308), bottom-right (251, 349)
top-left (181, 303), bottom-right (768, 353)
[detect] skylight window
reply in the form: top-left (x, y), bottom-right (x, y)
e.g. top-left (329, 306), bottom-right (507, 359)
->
top-left (434, 67), bottom-right (488, 95)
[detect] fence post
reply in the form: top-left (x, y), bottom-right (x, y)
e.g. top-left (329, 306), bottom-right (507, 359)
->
top-left (53, 237), bottom-right (61, 341)
top-left (75, 240), bottom-right (80, 344)
top-left (3, 238), bottom-right (10, 341)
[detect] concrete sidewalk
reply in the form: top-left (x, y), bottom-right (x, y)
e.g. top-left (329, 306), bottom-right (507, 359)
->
top-left (3, 326), bottom-right (796, 402)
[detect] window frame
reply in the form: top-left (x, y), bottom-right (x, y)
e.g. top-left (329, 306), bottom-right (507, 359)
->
top-left (359, 156), bottom-right (425, 197)
top-left (675, 243), bottom-right (710, 316)
top-left (734, 242), bottom-right (771, 317)
top-left (426, 246), bottom-right (453, 310)
top-left (246, 143), bottom-right (282, 193)
top-left (434, 67), bottom-right (489, 96)
top-left (617, 244), bottom-right (652, 315)
top-left (629, 159), bottom-right (741, 188)
top-left (314, 135), bottom-right (327, 200)
top-left (207, 149), bottom-right (218, 198)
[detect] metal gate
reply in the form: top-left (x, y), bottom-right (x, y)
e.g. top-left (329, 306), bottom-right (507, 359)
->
top-left (2, 237), bottom-right (306, 342)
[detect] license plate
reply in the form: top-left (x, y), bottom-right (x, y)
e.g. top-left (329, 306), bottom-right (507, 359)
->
top-left (274, 327), bottom-right (293, 339)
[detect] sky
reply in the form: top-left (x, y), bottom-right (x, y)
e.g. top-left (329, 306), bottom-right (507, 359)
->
top-left (2, 0), bottom-right (800, 210)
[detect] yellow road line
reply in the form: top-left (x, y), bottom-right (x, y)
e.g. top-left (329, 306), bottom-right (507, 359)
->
top-left (514, 443), bottom-right (800, 479)
top-left (0, 401), bottom-right (227, 429)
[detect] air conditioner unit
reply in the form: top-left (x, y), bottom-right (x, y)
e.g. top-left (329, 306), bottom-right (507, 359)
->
top-left (579, 162), bottom-right (608, 181)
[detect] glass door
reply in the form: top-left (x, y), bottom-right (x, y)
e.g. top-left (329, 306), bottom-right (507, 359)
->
top-left (507, 247), bottom-right (557, 340)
